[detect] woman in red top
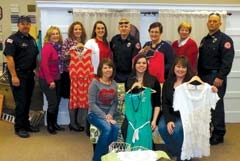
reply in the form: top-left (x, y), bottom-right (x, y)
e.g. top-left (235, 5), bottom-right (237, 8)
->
top-left (172, 22), bottom-right (198, 74)
top-left (85, 21), bottom-right (112, 75)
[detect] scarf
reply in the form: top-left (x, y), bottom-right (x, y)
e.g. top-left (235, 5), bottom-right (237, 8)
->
top-left (51, 42), bottom-right (63, 73)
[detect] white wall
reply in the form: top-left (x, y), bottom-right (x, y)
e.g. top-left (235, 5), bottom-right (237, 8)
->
top-left (37, 1), bottom-right (240, 123)
top-left (224, 11), bottom-right (240, 122)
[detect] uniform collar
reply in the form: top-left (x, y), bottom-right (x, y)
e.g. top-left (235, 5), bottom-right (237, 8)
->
top-left (208, 29), bottom-right (221, 38)
top-left (16, 31), bottom-right (30, 38)
top-left (117, 34), bottom-right (131, 41)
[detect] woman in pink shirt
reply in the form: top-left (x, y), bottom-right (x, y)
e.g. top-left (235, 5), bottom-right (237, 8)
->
top-left (38, 26), bottom-right (65, 134)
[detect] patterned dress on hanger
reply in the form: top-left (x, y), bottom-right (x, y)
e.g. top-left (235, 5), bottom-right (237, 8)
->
top-left (125, 88), bottom-right (153, 149)
top-left (68, 47), bottom-right (94, 109)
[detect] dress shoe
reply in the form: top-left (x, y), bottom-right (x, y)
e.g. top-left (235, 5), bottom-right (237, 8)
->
top-left (47, 124), bottom-right (57, 134)
top-left (69, 124), bottom-right (84, 132)
top-left (210, 136), bottom-right (224, 145)
top-left (53, 123), bottom-right (65, 131)
top-left (26, 126), bottom-right (40, 132)
top-left (15, 129), bottom-right (30, 138)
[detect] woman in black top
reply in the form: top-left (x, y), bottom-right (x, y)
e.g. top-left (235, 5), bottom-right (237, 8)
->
top-left (158, 56), bottom-right (193, 161)
top-left (121, 54), bottom-right (161, 141)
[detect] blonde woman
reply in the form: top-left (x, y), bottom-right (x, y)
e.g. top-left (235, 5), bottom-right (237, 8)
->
top-left (172, 22), bottom-right (198, 74)
top-left (38, 26), bottom-right (64, 134)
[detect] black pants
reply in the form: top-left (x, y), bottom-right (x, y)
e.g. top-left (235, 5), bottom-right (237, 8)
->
top-left (8, 72), bottom-right (35, 131)
top-left (199, 72), bottom-right (226, 138)
top-left (39, 78), bottom-right (61, 115)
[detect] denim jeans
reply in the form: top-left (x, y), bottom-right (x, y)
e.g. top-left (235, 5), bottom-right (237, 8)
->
top-left (88, 113), bottom-right (119, 161)
top-left (158, 116), bottom-right (183, 160)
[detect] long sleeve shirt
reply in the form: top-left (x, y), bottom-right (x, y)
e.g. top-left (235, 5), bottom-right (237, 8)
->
top-left (38, 43), bottom-right (60, 84)
top-left (88, 78), bottom-right (118, 120)
top-left (198, 30), bottom-right (235, 79)
top-left (172, 37), bottom-right (198, 74)
top-left (161, 80), bottom-right (180, 124)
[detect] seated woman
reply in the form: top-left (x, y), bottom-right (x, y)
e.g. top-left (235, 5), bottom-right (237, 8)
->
top-left (158, 56), bottom-right (219, 161)
top-left (87, 58), bottom-right (119, 161)
top-left (122, 54), bottom-right (161, 150)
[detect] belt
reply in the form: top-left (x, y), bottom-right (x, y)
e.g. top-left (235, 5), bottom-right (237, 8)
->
top-left (199, 69), bottom-right (218, 75)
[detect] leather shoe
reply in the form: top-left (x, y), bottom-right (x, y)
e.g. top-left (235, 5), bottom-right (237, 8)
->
top-left (15, 129), bottom-right (30, 138)
top-left (210, 136), bottom-right (224, 145)
top-left (69, 124), bottom-right (84, 132)
top-left (26, 126), bottom-right (40, 132)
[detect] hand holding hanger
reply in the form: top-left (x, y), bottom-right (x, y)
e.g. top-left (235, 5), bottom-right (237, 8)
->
top-left (138, 46), bottom-right (155, 54)
top-left (126, 82), bottom-right (156, 93)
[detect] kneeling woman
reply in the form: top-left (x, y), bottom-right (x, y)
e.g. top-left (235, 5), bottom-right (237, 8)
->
top-left (87, 58), bottom-right (119, 161)
top-left (158, 56), bottom-right (193, 161)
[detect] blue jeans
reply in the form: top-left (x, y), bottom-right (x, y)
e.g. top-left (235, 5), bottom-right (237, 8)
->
top-left (158, 116), bottom-right (183, 160)
top-left (88, 113), bottom-right (119, 161)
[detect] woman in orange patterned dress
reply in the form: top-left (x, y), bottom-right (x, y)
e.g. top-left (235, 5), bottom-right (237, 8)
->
top-left (62, 21), bottom-right (88, 132)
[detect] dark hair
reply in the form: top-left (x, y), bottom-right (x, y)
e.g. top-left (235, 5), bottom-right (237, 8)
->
top-left (68, 21), bottom-right (87, 44)
top-left (97, 58), bottom-right (116, 79)
top-left (148, 22), bottom-right (163, 34)
top-left (127, 54), bottom-right (156, 89)
top-left (132, 54), bottom-right (148, 75)
top-left (91, 20), bottom-right (109, 45)
top-left (167, 56), bottom-right (193, 82)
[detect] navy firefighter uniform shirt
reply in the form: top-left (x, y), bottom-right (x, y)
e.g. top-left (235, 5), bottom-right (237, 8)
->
top-left (110, 34), bottom-right (141, 83)
top-left (3, 31), bottom-right (39, 77)
top-left (198, 30), bottom-right (234, 80)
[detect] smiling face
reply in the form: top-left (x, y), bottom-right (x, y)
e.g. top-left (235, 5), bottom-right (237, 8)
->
top-left (95, 23), bottom-right (105, 40)
top-left (174, 62), bottom-right (187, 79)
top-left (149, 27), bottom-right (161, 43)
top-left (179, 27), bottom-right (190, 40)
top-left (73, 24), bottom-right (82, 40)
top-left (102, 64), bottom-right (113, 79)
top-left (49, 29), bottom-right (60, 43)
top-left (135, 57), bottom-right (147, 74)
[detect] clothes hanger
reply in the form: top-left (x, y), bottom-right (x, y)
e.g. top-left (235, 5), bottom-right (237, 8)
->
top-left (142, 46), bottom-right (156, 59)
top-left (126, 83), bottom-right (156, 94)
top-left (143, 45), bottom-right (155, 52)
top-left (187, 75), bottom-right (205, 85)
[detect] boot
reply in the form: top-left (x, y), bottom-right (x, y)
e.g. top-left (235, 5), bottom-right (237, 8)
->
top-left (47, 112), bottom-right (57, 134)
top-left (77, 108), bottom-right (86, 131)
top-left (69, 109), bottom-right (83, 132)
top-left (52, 112), bottom-right (65, 131)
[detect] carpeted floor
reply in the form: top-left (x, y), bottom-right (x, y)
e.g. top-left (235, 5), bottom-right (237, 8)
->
top-left (0, 121), bottom-right (239, 161)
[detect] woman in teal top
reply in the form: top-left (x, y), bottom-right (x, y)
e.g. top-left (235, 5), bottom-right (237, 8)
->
top-left (123, 54), bottom-right (161, 149)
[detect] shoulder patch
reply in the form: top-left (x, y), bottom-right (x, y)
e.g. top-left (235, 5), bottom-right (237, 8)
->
top-left (135, 42), bottom-right (141, 49)
top-left (6, 38), bottom-right (13, 44)
top-left (224, 42), bottom-right (231, 49)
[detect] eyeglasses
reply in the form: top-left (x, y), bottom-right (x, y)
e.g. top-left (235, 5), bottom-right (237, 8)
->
top-left (209, 12), bottom-right (221, 18)
top-left (119, 21), bottom-right (129, 25)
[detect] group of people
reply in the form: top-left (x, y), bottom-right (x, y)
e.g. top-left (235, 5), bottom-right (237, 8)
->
top-left (3, 12), bottom-right (234, 161)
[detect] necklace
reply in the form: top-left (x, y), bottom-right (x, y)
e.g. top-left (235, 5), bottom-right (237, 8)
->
top-left (100, 78), bottom-right (111, 85)
top-left (130, 91), bottom-right (143, 112)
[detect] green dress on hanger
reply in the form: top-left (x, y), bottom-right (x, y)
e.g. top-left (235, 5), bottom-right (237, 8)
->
top-left (125, 88), bottom-right (152, 149)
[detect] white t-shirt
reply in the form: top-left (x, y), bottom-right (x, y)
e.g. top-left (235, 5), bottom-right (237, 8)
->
top-left (173, 83), bottom-right (219, 160)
